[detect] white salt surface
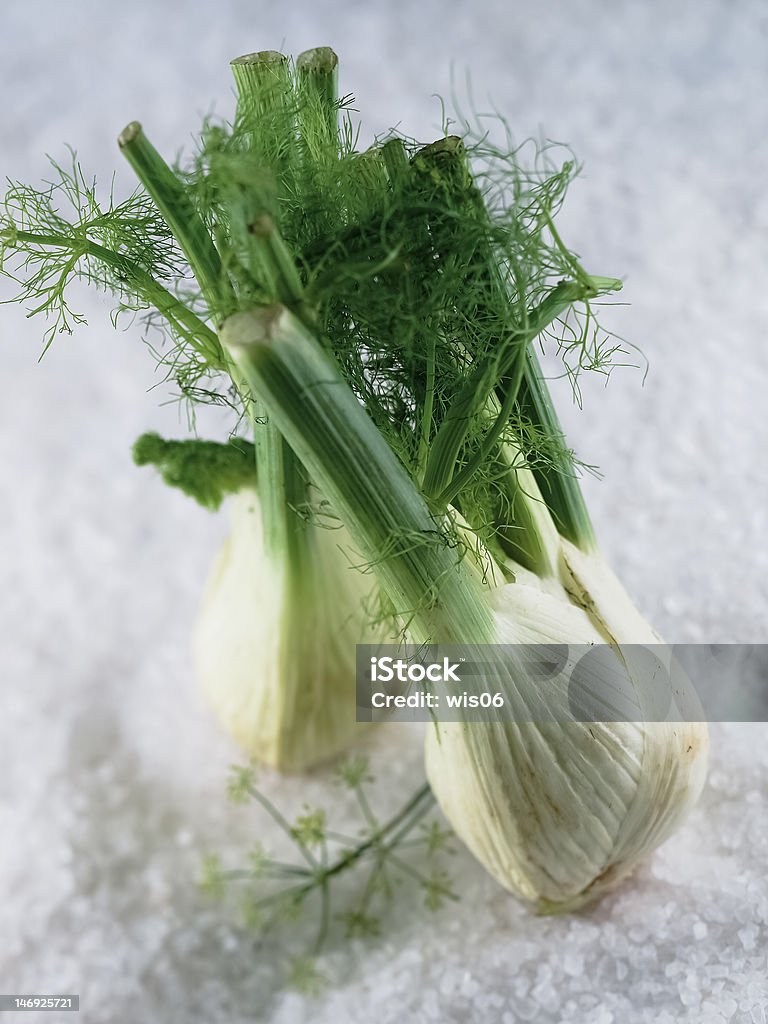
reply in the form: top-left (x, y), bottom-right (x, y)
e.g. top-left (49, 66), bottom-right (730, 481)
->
top-left (2, 1), bottom-right (768, 1021)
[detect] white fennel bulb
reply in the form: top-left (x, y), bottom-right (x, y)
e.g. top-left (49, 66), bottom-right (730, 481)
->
top-left (425, 549), bottom-right (709, 911)
top-left (194, 487), bottom-right (380, 771)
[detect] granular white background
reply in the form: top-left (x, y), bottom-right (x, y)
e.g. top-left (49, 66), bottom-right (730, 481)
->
top-left (1, 1), bottom-right (767, 1021)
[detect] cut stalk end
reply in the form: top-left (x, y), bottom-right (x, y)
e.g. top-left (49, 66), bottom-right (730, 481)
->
top-left (296, 46), bottom-right (338, 74)
top-left (231, 50), bottom-right (291, 107)
top-left (118, 121), bottom-right (143, 148)
top-left (220, 306), bottom-right (285, 351)
top-left (231, 50), bottom-right (287, 67)
top-left (588, 275), bottom-right (623, 295)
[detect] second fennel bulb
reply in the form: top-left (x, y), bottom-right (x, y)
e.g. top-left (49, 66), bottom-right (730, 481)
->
top-left (194, 487), bottom-right (381, 771)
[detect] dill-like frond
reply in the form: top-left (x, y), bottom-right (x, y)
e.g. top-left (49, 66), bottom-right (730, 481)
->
top-left (0, 151), bottom-right (229, 429)
top-left (1, 152), bottom-right (182, 348)
top-left (2, 48), bottom-right (625, 556)
top-left (149, 57), bottom-right (622, 553)
top-left (203, 762), bottom-right (453, 978)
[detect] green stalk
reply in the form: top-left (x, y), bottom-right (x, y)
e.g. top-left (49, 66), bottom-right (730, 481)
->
top-left (421, 279), bottom-right (589, 503)
top-left (230, 50), bottom-right (295, 195)
top-left (117, 122), bottom-right (258, 514)
top-left (118, 122), bottom-right (230, 318)
top-left (252, 414), bottom-right (321, 768)
top-left (230, 50), bottom-right (292, 124)
top-left (512, 348), bottom-right (596, 549)
top-left (296, 47), bottom-right (339, 144)
top-left (253, 420), bottom-right (309, 563)
top-left (381, 138), bottom-right (409, 188)
top-left (484, 443), bottom-right (561, 577)
top-left (382, 137), bottom-right (440, 483)
top-left (412, 138), bottom-right (610, 551)
top-left (230, 49), bottom-right (315, 565)
top-left (119, 112), bottom-right (303, 565)
top-left (221, 305), bottom-right (495, 645)
top-left (230, 51), bottom-right (309, 316)
top-left (243, 212), bottom-right (307, 311)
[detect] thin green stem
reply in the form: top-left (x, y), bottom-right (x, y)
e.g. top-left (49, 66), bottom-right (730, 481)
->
top-left (322, 784), bottom-right (435, 881)
top-left (511, 347), bottom-right (597, 549)
top-left (356, 858), bottom-right (386, 917)
top-left (246, 785), bottom-right (320, 872)
top-left (544, 210), bottom-right (593, 290)
top-left (434, 332), bottom-right (527, 507)
top-left (354, 783), bottom-right (379, 830)
top-left (314, 875), bottom-right (331, 954)
top-left (385, 851), bottom-right (457, 903)
top-left (378, 786), bottom-right (436, 850)
top-left (253, 884), bottom-right (310, 913)
top-left (417, 331), bottom-right (436, 483)
top-left (421, 279), bottom-right (587, 504)
top-left (222, 862), bottom-right (312, 881)
top-left (322, 830), bottom-right (361, 845)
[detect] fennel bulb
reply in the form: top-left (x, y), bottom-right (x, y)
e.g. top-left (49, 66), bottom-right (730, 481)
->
top-left (424, 549), bottom-right (709, 911)
top-left (195, 487), bottom-right (380, 771)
